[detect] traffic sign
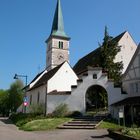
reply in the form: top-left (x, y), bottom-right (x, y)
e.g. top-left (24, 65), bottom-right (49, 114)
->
top-left (23, 96), bottom-right (28, 102)
top-left (23, 102), bottom-right (28, 106)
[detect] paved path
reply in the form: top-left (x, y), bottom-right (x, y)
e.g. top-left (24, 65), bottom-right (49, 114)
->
top-left (0, 117), bottom-right (114, 140)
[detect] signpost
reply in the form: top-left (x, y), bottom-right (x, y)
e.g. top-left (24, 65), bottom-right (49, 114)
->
top-left (23, 96), bottom-right (28, 113)
top-left (119, 110), bottom-right (124, 118)
top-left (23, 102), bottom-right (28, 106)
top-left (119, 108), bottom-right (125, 126)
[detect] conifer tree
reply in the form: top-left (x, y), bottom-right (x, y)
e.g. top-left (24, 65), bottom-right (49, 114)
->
top-left (100, 26), bottom-right (123, 83)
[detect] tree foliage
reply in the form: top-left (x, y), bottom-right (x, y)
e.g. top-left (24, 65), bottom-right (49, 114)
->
top-left (8, 80), bottom-right (24, 113)
top-left (100, 26), bottom-right (123, 83)
top-left (0, 90), bottom-right (9, 116)
top-left (86, 85), bottom-right (108, 111)
top-left (0, 80), bottom-right (24, 116)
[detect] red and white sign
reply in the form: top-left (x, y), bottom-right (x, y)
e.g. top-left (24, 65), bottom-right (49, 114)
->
top-left (23, 102), bottom-right (28, 106)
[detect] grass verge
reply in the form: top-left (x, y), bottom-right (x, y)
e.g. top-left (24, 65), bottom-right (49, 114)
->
top-left (21, 118), bottom-right (71, 131)
top-left (10, 113), bottom-right (72, 131)
top-left (98, 118), bottom-right (122, 129)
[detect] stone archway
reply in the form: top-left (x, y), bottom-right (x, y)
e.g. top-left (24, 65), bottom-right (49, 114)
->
top-left (67, 68), bottom-right (121, 114)
top-left (85, 85), bottom-right (108, 112)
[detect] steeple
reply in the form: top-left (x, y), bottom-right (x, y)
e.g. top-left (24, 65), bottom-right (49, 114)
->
top-left (50, 0), bottom-right (69, 39)
top-left (46, 0), bottom-right (70, 71)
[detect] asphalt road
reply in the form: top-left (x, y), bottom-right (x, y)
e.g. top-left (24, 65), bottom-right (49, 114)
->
top-left (0, 117), bottom-right (114, 140)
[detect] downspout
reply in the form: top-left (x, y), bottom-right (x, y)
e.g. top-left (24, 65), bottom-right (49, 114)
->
top-left (131, 105), bottom-right (134, 125)
top-left (44, 83), bottom-right (48, 116)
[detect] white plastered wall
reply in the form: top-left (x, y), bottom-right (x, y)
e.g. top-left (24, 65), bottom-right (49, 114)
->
top-left (47, 68), bottom-right (122, 114)
top-left (26, 85), bottom-right (46, 113)
top-left (114, 31), bottom-right (137, 73)
top-left (47, 62), bottom-right (78, 93)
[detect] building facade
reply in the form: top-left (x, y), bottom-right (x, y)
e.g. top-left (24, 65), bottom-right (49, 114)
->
top-left (17, 0), bottom-right (139, 121)
top-left (111, 45), bottom-right (140, 125)
top-left (74, 31), bottom-right (137, 74)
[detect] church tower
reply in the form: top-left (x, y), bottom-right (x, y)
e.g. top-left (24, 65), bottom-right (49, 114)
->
top-left (46, 0), bottom-right (70, 71)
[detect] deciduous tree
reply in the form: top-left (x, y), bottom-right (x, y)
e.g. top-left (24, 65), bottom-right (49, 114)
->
top-left (8, 80), bottom-right (24, 113)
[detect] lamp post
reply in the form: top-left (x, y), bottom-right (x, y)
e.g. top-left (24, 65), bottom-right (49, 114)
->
top-left (14, 74), bottom-right (27, 86)
top-left (13, 73), bottom-right (28, 113)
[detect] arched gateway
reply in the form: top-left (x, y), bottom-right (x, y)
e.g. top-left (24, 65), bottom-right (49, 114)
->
top-left (46, 66), bottom-right (122, 114)
top-left (86, 85), bottom-right (108, 112)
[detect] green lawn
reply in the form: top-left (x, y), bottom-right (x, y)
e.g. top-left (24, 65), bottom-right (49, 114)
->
top-left (98, 119), bottom-right (122, 129)
top-left (21, 118), bottom-right (71, 131)
top-left (10, 113), bottom-right (72, 131)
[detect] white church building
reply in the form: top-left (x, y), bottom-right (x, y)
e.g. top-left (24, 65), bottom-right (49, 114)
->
top-left (21, 0), bottom-right (139, 122)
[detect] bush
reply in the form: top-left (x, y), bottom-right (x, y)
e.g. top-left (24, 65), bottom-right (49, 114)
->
top-left (67, 111), bottom-right (83, 117)
top-left (29, 103), bottom-right (44, 115)
top-left (10, 113), bottom-right (27, 122)
top-left (122, 128), bottom-right (140, 138)
top-left (10, 112), bottom-right (30, 126)
top-left (10, 112), bottom-right (46, 127)
top-left (52, 104), bottom-right (68, 118)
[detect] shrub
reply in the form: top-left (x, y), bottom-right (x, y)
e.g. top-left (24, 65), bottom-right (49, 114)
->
top-left (52, 103), bottom-right (68, 118)
top-left (10, 113), bottom-right (27, 122)
top-left (67, 111), bottom-right (83, 117)
top-left (46, 113), bottom-right (54, 118)
top-left (10, 112), bottom-right (46, 127)
top-left (122, 128), bottom-right (140, 138)
top-left (29, 103), bottom-right (44, 115)
top-left (10, 112), bottom-right (30, 127)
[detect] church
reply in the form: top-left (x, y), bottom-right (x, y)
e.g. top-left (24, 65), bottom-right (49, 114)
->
top-left (20, 0), bottom-right (139, 122)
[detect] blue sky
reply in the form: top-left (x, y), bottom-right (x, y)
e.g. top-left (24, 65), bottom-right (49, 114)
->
top-left (0, 0), bottom-right (140, 89)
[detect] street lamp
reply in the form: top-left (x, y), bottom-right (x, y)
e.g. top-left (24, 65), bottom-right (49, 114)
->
top-left (13, 74), bottom-right (28, 86)
top-left (13, 73), bottom-right (28, 113)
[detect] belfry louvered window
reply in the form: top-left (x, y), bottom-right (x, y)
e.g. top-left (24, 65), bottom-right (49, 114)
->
top-left (59, 41), bottom-right (63, 49)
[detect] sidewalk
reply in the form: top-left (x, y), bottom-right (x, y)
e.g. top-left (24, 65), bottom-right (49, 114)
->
top-left (0, 117), bottom-right (114, 140)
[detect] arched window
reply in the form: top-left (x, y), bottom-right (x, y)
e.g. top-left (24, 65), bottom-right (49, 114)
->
top-left (37, 92), bottom-right (40, 104)
top-left (30, 95), bottom-right (32, 105)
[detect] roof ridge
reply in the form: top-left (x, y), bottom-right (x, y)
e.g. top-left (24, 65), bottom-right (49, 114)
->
top-left (28, 62), bottom-right (65, 91)
top-left (123, 44), bottom-right (140, 78)
top-left (29, 70), bottom-right (45, 84)
top-left (112, 31), bottom-right (127, 42)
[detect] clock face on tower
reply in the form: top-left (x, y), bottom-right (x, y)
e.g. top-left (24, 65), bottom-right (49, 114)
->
top-left (57, 53), bottom-right (64, 62)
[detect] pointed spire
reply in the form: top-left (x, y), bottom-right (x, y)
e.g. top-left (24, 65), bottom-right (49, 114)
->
top-left (50, 0), bottom-right (69, 39)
